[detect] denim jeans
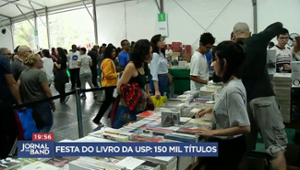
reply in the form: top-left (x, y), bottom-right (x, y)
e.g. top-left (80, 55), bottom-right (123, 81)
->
top-left (149, 75), bottom-right (169, 98)
top-left (31, 102), bottom-right (53, 133)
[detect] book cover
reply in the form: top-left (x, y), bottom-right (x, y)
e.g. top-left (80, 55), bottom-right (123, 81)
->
top-left (45, 157), bottom-right (72, 168)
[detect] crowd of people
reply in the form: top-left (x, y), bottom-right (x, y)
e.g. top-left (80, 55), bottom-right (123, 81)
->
top-left (0, 20), bottom-right (297, 170)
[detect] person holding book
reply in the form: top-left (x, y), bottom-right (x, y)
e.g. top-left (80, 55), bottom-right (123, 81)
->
top-left (196, 41), bottom-right (250, 170)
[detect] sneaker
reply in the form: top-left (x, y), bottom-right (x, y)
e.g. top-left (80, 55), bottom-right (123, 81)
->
top-left (92, 119), bottom-right (103, 126)
top-left (62, 96), bottom-right (70, 103)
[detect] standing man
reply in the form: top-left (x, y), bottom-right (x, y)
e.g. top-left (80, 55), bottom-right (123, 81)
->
top-left (88, 45), bottom-right (100, 87)
top-left (11, 45), bottom-right (31, 81)
top-left (271, 28), bottom-right (292, 73)
top-left (67, 44), bottom-right (81, 89)
top-left (189, 33), bottom-right (215, 91)
top-left (0, 54), bottom-right (23, 158)
top-left (118, 39), bottom-right (130, 71)
top-left (233, 22), bottom-right (287, 170)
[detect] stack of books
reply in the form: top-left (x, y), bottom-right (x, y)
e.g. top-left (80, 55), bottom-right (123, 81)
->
top-left (273, 73), bottom-right (292, 122)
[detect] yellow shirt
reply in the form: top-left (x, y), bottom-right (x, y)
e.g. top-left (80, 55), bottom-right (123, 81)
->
top-left (101, 58), bottom-right (118, 87)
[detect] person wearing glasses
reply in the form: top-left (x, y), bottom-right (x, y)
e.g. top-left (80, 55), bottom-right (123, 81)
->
top-left (11, 45), bottom-right (32, 81)
top-left (0, 48), bottom-right (11, 60)
top-left (270, 28), bottom-right (292, 73)
top-left (189, 33), bottom-right (215, 91)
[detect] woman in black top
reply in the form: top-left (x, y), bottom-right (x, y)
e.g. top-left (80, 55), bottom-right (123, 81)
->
top-left (114, 39), bottom-right (153, 128)
top-left (54, 48), bottom-right (69, 103)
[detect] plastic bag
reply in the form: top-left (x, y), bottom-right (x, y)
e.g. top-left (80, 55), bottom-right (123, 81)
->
top-left (16, 108), bottom-right (39, 140)
top-left (151, 95), bottom-right (167, 108)
top-left (113, 72), bottom-right (123, 98)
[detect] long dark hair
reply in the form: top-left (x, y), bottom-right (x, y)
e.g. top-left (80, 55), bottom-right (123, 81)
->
top-left (57, 47), bottom-right (67, 62)
top-left (104, 45), bottom-right (116, 59)
top-left (294, 36), bottom-right (300, 52)
top-left (212, 41), bottom-right (245, 83)
top-left (151, 34), bottom-right (162, 54)
top-left (42, 49), bottom-right (51, 58)
top-left (130, 39), bottom-right (151, 68)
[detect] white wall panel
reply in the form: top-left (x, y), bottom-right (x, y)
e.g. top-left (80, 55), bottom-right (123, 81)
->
top-left (126, 0), bottom-right (158, 41)
top-left (0, 26), bottom-right (14, 51)
top-left (96, 3), bottom-right (126, 46)
top-left (164, 0), bottom-right (253, 49)
top-left (257, 0), bottom-right (300, 42)
top-left (96, 0), bottom-right (253, 48)
top-left (208, 0), bottom-right (253, 44)
top-left (164, 0), bottom-right (202, 47)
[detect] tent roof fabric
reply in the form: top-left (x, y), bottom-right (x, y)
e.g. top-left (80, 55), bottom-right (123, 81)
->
top-left (0, 0), bottom-right (129, 24)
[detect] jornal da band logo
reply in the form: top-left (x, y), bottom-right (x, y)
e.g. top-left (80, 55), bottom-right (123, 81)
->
top-left (20, 143), bottom-right (50, 156)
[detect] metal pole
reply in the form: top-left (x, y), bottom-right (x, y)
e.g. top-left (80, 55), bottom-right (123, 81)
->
top-left (252, 0), bottom-right (258, 33)
top-left (45, 7), bottom-right (51, 49)
top-left (92, 0), bottom-right (98, 44)
top-left (9, 18), bottom-right (15, 50)
top-left (15, 5), bottom-right (35, 29)
top-left (159, 0), bottom-right (164, 13)
top-left (34, 12), bottom-right (39, 50)
top-left (75, 87), bottom-right (84, 138)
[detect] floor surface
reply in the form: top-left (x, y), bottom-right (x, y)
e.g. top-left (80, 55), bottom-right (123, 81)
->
top-left (49, 83), bottom-right (103, 142)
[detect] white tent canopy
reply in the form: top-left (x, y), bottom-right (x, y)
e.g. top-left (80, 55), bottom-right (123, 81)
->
top-left (0, 0), bottom-right (131, 24)
top-left (0, 0), bottom-right (300, 51)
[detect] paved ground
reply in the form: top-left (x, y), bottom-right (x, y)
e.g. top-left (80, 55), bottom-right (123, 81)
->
top-left (49, 83), bottom-right (105, 142)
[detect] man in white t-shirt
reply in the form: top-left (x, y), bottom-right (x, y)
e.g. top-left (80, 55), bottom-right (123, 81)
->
top-left (271, 28), bottom-right (293, 73)
top-left (190, 33), bottom-right (215, 91)
top-left (67, 44), bottom-right (81, 89)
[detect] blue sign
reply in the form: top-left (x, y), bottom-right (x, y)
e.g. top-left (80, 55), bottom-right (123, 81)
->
top-left (18, 142), bottom-right (218, 158)
top-left (72, 55), bottom-right (78, 60)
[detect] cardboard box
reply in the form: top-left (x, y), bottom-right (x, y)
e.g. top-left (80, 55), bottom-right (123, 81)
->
top-left (183, 54), bottom-right (192, 62)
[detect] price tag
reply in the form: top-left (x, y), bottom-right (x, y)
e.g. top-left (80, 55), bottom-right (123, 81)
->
top-left (32, 133), bottom-right (54, 141)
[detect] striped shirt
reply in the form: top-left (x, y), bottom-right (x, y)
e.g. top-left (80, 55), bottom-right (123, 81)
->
top-left (271, 45), bottom-right (292, 73)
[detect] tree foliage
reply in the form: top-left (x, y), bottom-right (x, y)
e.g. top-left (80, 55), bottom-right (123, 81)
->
top-left (13, 8), bottom-right (95, 51)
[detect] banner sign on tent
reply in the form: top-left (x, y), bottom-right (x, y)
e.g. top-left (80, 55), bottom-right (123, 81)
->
top-left (157, 13), bottom-right (168, 37)
top-left (34, 29), bottom-right (39, 47)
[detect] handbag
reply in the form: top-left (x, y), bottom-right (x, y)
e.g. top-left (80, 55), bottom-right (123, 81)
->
top-left (112, 105), bottom-right (140, 129)
top-left (120, 82), bottom-right (142, 112)
top-left (16, 108), bottom-right (39, 140)
top-left (167, 73), bottom-right (173, 86)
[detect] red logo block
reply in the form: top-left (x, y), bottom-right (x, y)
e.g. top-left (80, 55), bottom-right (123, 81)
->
top-left (32, 133), bottom-right (54, 141)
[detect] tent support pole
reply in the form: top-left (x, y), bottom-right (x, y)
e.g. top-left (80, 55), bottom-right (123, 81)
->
top-left (252, 0), bottom-right (258, 33)
top-left (92, 0), bottom-right (98, 44)
top-left (45, 7), bottom-right (51, 49)
top-left (15, 4), bottom-right (34, 29)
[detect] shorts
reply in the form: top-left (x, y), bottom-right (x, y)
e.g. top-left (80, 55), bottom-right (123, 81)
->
top-left (247, 96), bottom-right (288, 157)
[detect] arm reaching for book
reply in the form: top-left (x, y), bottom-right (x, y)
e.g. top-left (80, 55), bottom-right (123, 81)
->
top-left (197, 107), bottom-right (213, 117)
top-left (196, 126), bottom-right (250, 137)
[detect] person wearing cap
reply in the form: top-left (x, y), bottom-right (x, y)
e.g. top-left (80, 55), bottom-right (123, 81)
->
top-left (232, 22), bottom-right (287, 170)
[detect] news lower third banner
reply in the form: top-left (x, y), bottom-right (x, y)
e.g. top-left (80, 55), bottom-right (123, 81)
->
top-left (18, 141), bottom-right (218, 158)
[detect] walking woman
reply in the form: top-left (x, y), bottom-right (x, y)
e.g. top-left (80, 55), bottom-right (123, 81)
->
top-left (197, 41), bottom-right (250, 170)
top-left (78, 47), bottom-right (95, 100)
top-left (113, 39), bottom-right (153, 128)
top-left (54, 48), bottom-right (69, 103)
top-left (93, 45), bottom-right (118, 125)
top-left (41, 49), bottom-right (54, 86)
top-left (18, 53), bottom-right (55, 132)
top-left (149, 34), bottom-right (170, 98)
